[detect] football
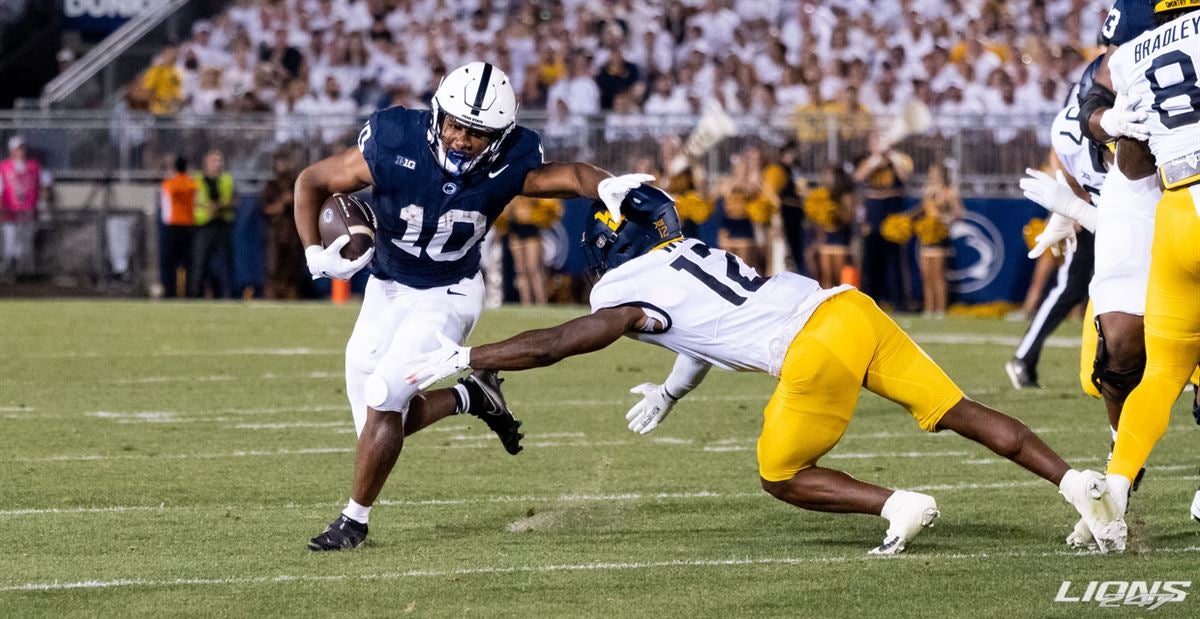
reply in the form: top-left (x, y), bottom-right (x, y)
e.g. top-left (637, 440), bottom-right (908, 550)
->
top-left (318, 193), bottom-right (377, 260)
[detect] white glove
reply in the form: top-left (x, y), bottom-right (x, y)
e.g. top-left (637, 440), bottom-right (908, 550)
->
top-left (598, 173), bottom-right (656, 220)
top-left (1098, 91), bottom-right (1149, 141)
top-left (305, 235), bottom-right (374, 280)
top-left (405, 332), bottom-right (472, 390)
top-left (1028, 212), bottom-right (1078, 259)
top-left (624, 383), bottom-right (677, 435)
top-left (1019, 169), bottom-right (1098, 232)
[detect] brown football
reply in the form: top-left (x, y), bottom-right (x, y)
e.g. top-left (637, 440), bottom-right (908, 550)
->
top-left (318, 193), bottom-right (377, 260)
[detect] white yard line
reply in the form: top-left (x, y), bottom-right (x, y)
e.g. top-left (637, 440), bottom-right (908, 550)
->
top-left (910, 333), bottom-right (1080, 349)
top-left (5, 546), bottom-right (1200, 593)
top-left (32, 348), bottom-right (342, 359)
top-left (9, 473), bottom-right (1200, 519)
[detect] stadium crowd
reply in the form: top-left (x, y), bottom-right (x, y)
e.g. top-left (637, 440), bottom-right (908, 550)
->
top-left (128, 0), bottom-right (1105, 136)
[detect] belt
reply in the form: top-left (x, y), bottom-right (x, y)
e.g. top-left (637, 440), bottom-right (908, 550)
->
top-left (1159, 149), bottom-right (1200, 190)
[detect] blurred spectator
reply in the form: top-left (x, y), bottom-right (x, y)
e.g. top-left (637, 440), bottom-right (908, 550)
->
top-left (141, 47), bottom-right (184, 115)
top-left (809, 164), bottom-right (856, 288)
top-left (547, 51), bottom-right (600, 116)
top-left (189, 150), bottom-right (236, 298)
top-left (159, 156), bottom-right (197, 298)
top-left (854, 133), bottom-right (913, 311)
top-left (594, 46), bottom-right (640, 110)
top-left (914, 161), bottom-right (963, 318)
top-left (55, 48), bottom-right (76, 75)
top-left (716, 148), bottom-right (770, 271)
top-left (260, 150), bottom-right (310, 300)
top-left (507, 197), bottom-right (561, 306)
top-left (260, 28), bottom-right (303, 80)
top-left (0, 136), bottom-right (53, 282)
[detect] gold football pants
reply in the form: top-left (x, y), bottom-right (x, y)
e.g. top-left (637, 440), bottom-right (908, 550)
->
top-left (758, 290), bottom-right (964, 482)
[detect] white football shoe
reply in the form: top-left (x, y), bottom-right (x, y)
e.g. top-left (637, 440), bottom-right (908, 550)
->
top-left (1190, 489), bottom-right (1200, 523)
top-left (869, 491), bottom-right (939, 556)
top-left (1065, 517), bottom-right (1099, 551)
top-left (1059, 469), bottom-right (1126, 553)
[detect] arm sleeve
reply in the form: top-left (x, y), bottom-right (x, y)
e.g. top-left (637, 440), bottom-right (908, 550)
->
top-left (662, 354), bottom-right (712, 401)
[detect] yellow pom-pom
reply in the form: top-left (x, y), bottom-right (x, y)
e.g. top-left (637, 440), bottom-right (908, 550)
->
top-left (803, 188), bottom-right (840, 232)
top-left (746, 194), bottom-right (776, 224)
top-left (529, 198), bottom-right (562, 229)
top-left (880, 213), bottom-right (913, 244)
top-left (675, 191), bottom-right (713, 224)
top-left (1023, 217), bottom-right (1046, 252)
top-left (914, 215), bottom-right (950, 245)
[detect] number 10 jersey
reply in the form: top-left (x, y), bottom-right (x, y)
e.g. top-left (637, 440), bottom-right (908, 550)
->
top-left (589, 238), bottom-right (852, 377)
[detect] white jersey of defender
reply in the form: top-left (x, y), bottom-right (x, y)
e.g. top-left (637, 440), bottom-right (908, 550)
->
top-left (1050, 105), bottom-right (1107, 200)
top-left (589, 238), bottom-right (851, 377)
top-left (1109, 12), bottom-right (1200, 163)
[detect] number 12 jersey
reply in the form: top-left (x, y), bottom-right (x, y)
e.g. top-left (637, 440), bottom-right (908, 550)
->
top-left (589, 238), bottom-right (851, 377)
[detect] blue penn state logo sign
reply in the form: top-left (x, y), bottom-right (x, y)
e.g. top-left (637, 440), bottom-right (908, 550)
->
top-left (947, 211), bottom-right (1004, 294)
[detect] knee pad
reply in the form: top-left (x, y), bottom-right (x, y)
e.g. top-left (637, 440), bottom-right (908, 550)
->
top-left (1091, 318), bottom-right (1146, 396)
top-left (364, 372), bottom-right (416, 413)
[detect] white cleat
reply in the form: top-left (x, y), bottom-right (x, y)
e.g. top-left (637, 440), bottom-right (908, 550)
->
top-left (1191, 489), bottom-right (1200, 523)
top-left (870, 492), bottom-right (939, 556)
top-left (1065, 517), bottom-right (1099, 551)
top-left (1059, 469), bottom-right (1126, 553)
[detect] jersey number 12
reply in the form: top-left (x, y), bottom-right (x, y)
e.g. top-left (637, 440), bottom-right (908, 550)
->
top-left (670, 244), bottom-right (767, 306)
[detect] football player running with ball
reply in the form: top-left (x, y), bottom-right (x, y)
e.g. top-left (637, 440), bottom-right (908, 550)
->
top-left (406, 186), bottom-right (1124, 555)
top-left (295, 62), bottom-right (650, 551)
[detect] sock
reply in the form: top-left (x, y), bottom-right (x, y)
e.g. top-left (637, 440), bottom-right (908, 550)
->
top-left (452, 383), bottom-right (471, 414)
top-left (1058, 469), bottom-right (1081, 497)
top-left (1106, 473), bottom-right (1131, 516)
top-left (342, 499), bottom-right (371, 524)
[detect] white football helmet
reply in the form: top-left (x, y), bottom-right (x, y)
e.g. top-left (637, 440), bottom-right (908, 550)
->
top-left (428, 62), bottom-right (518, 176)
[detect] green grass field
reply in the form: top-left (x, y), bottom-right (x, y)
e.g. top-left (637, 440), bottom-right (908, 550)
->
top-left (1, 300), bottom-right (1197, 617)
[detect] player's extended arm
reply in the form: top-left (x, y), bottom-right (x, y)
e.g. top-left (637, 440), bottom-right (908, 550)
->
top-left (523, 162), bottom-right (655, 218)
top-left (405, 306), bottom-right (648, 388)
top-left (293, 145), bottom-right (373, 248)
top-left (625, 354), bottom-right (712, 435)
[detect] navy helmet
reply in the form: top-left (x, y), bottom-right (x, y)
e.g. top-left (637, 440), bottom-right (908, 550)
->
top-left (582, 184), bottom-right (684, 277)
top-left (1073, 56), bottom-right (1104, 107)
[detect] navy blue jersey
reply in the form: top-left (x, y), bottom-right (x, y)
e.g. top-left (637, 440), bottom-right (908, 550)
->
top-left (359, 107), bottom-right (544, 288)
top-left (1100, 0), bottom-right (1157, 46)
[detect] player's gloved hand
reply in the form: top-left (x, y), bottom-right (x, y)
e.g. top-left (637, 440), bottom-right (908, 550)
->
top-left (305, 235), bottom-right (374, 280)
top-left (405, 332), bottom-right (472, 389)
top-left (598, 173), bottom-right (656, 219)
top-left (625, 383), bottom-right (677, 435)
top-left (1020, 169), bottom-right (1098, 232)
top-left (1099, 91), bottom-right (1149, 141)
top-left (1028, 212), bottom-right (1078, 259)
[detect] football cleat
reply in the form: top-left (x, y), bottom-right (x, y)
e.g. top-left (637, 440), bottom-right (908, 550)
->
top-left (1066, 518), bottom-right (1099, 551)
top-left (1059, 469), bottom-right (1125, 553)
top-left (461, 370), bottom-right (524, 455)
top-left (1191, 486), bottom-right (1200, 523)
top-left (869, 492), bottom-right (939, 556)
top-left (308, 514), bottom-right (368, 551)
top-left (1004, 358), bottom-right (1040, 390)
top-left (1191, 386), bottom-right (1199, 425)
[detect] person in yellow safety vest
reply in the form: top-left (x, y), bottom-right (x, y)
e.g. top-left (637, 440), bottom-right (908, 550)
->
top-left (189, 149), bottom-right (237, 298)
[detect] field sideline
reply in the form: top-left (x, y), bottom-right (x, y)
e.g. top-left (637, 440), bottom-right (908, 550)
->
top-left (1, 301), bottom-right (1197, 617)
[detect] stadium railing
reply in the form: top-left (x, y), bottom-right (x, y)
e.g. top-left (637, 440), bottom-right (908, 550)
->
top-left (0, 109), bottom-right (1054, 197)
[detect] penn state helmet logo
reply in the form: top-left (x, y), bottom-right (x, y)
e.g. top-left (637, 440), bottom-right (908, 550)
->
top-left (442, 182), bottom-right (458, 195)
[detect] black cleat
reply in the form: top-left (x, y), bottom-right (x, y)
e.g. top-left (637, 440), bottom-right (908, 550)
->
top-left (1004, 358), bottom-right (1041, 390)
top-left (308, 514), bottom-right (368, 551)
top-left (461, 370), bottom-right (524, 455)
top-left (1192, 386), bottom-right (1199, 425)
